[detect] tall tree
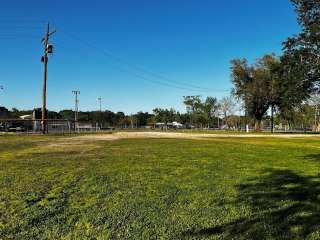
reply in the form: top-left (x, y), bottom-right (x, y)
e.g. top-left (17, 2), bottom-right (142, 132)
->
top-left (231, 55), bottom-right (281, 130)
top-left (308, 94), bottom-right (320, 131)
top-left (281, 0), bottom-right (320, 109)
top-left (153, 108), bottom-right (176, 129)
top-left (183, 96), bottom-right (202, 127)
top-left (219, 96), bottom-right (235, 120)
top-left (203, 97), bottom-right (218, 128)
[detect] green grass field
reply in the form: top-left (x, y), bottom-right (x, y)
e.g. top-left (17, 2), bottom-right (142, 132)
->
top-left (1, 134), bottom-right (320, 239)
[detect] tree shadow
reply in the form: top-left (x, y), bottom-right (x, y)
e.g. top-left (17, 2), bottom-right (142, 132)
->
top-left (181, 169), bottom-right (320, 239)
top-left (303, 154), bottom-right (320, 161)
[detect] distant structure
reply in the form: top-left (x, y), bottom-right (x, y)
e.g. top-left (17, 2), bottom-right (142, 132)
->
top-left (155, 121), bottom-right (184, 129)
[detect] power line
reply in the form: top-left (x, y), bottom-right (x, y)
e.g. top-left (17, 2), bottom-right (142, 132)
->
top-left (0, 23), bottom-right (229, 93)
top-left (0, 26), bottom-right (43, 30)
top-left (61, 30), bottom-right (217, 91)
top-left (0, 23), bottom-right (45, 32)
top-left (57, 37), bottom-right (214, 92)
top-left (53, 37), bottom-right (229, 92)
top-left (0, 19), bottom-right (46, 28)
top-left (0, 24), bottom-right (45, 39)
top-left (54, 38), bottom-right (206, 91)
top-left (59, 30), bottom-right (229, 93)
top-left (0, 36), bottom-right (41, 40)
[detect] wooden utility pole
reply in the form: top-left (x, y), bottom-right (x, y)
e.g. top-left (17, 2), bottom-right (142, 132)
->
top-left (41, 23), bottom-right (56, 134)
top-left (72, 90), bottom-right (80, 131)
top-left (98, 97), bottom-right (102, 129)
top-left (271, 105), bottom-right (274, 133)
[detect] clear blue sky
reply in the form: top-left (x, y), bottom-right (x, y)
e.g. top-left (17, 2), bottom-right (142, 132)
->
top-left (0, 0), bottom-right (299, 114)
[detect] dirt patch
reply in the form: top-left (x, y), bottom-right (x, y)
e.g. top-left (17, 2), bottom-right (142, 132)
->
top-left (71, 131), bottom-right (320, 141)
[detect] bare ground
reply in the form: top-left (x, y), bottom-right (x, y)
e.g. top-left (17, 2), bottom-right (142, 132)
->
top-left (72, 131), bottom-right (320, 141)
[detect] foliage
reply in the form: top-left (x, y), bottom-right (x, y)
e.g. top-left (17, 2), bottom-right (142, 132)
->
top-left (231, 55), bottom-right (281, 129)
top-left (281, 0), bottom-right (320, 110)
top-left (183, 96), bottom-right (223, 128)
top-left (152, 108), bottom-right (176, 124)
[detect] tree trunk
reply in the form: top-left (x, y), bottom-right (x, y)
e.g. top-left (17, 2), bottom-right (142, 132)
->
top-left (313, 123), bottom-right (320, 132)
top-left (255, 120), bottom-right (262, 131)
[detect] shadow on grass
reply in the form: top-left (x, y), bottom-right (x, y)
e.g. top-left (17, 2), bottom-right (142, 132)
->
top-left (182, 169), bottom-right (320, 239)
top-left (303, 154), bottom-right (320, 161)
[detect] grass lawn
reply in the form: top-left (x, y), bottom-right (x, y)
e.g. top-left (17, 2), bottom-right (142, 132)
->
top-left (1, 135), bottom-right (320, 239)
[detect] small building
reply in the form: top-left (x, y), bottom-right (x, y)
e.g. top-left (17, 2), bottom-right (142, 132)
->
top-left (155, 122), bottom-right (184, 129)
top-left (172, 121), bottom-right (183, 129)
top-left (77, 122), bottom-right (99, 132)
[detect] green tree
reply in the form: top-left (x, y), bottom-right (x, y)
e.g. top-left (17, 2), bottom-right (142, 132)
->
top-left (231, 55), bottom-right (281, 130)
top-left (153, 108), bottom-right (176, 129)
top-left (281, 0), bottom-right (320, 111)
top-left (203, 97), bottom-right (218, 128)
top-left (59, 110), bottom-right (74, 120)
top-left (183, 96), bottom-right (202, 127)
top-left (134, 112), bottom-right (153, 127)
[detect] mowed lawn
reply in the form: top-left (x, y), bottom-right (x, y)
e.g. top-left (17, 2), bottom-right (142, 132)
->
top-left (1, 135), bottom-right (320, 239)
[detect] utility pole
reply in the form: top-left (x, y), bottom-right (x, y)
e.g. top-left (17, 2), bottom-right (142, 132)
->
top-left (72, 90), bottom-right (80, 131)
top-left (41, 23), bottom-right (56, 134)
top-left (98, 97), bottom-right (102, 129)
top-left (98, 97), bottom-right (102, 112)
top-left (271, 105), bottom-right (274, 133)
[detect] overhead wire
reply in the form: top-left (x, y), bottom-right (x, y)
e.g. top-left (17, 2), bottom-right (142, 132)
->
top-left (59, 29), bottom-right (230, 93)
top-left (57, 36), bottom-right (216, 92)
top-left (0, 21), bottom-right (231, 93)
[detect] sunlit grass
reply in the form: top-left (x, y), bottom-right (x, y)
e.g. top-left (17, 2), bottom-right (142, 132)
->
top-left (1, 135), bottom-right (320, 239)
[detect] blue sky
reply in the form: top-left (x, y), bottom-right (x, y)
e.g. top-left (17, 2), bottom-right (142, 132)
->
top-left (0, 0), bottom-right (299, 113)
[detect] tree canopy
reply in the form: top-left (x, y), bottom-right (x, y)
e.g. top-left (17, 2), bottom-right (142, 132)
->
top-left (231, 54), bottom-right (281, 128)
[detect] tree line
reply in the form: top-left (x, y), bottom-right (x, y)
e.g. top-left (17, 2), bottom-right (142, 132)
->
top-left (2, 0), bottom-right (320, 132)
top-left (0, 96), bottom-right (240, 129)
top-left (231, 0), bottom-right (320, 131)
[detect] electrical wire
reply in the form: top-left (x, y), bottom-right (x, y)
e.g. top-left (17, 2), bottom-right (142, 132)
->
top-left (0, 22), bottom-right (230, 93)
top-left (59, 29), bottom-right (230, 93)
